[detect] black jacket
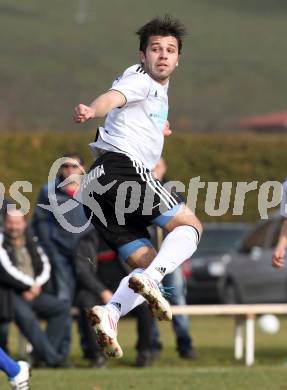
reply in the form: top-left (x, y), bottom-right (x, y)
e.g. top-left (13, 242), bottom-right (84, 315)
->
top-left (0, 231), bottom-right (51, 321)
top-left (74, 229), bottom-right (129, 307)
top-left (0, 197), bottom-right (9, 233)
top-left (32, 179), bottom-right (93, 260)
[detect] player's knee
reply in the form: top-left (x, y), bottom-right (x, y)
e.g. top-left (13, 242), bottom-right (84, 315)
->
top-left (127, 246), bottom-right (157, 269)
top-left (165, 204), bottom-right (203, 236)
top-left (191, 216), bottom-right (203, 237)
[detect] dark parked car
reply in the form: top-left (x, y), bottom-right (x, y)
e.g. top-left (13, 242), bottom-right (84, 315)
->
top-left (184, 214), bottom-right (286, 304)
top-left (183, 222), bottom-right (250, 303)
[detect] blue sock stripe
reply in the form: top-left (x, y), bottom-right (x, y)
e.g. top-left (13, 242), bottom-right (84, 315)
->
top-left (118, 238), bottom-right (153, 261)
top-left (0, 347), bottom-right (20, 378)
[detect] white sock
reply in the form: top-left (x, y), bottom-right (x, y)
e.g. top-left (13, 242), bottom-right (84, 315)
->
top-left (105, 268), bottom-right (145, 321)
top-left (144, 225), bottom-right (199, 283)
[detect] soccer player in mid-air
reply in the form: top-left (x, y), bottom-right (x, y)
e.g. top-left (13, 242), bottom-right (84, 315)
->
top-left (74, 15), bottom-right (202, 358)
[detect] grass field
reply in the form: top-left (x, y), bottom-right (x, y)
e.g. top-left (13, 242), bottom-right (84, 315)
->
top-left (1, 316), bottom-right (287, 389)
top-left (1, 0), bottom-right (287, 131)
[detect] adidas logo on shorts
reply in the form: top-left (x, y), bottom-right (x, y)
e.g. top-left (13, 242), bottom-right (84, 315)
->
top-left (155, 267), bottom-right (167, 276)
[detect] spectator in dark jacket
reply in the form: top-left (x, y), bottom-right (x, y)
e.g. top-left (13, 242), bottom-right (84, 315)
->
top-left (32, 152), bottom-right (91, 301)
top-left (32, 152), bottom-right (93, 358)
top-left (0, 196), bottom-right (9, 233)
top-left (150, 158), bottom-right (196, 360)
top-left (0, 209), bottom-right (69, 367)
top-left (74, 229), bottom-right (154, 367)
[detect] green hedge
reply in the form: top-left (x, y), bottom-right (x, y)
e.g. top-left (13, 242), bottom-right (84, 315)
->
top-left (164, 132), bottom-right (287, 221)
top-left (1, 131), bottom-right (286, 222)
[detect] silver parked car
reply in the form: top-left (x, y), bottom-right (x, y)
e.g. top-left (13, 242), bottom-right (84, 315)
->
top-left (184, 214), bottom-right (286, 304)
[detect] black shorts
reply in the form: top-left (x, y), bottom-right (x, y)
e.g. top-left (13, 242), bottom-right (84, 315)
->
top-left (82, 152), bottom-right (182, 260)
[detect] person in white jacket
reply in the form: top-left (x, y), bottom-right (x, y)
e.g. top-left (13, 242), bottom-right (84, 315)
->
top-left (0, 210), bottom-right (69, 367)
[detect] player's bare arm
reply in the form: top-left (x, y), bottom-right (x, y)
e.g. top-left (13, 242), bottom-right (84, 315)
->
top-left (74, 90), bottom-right (126, 123)
top-left (272, 219), bottom-right (287, 268)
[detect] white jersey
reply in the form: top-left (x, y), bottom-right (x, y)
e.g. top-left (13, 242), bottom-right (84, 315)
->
top-left (280, 180), bottom-right (287, 218)
top-left (90, 64), bottom-right (169, 170)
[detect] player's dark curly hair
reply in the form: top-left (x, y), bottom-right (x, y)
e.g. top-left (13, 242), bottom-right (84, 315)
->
top-left (136, 15), bottom-right (186, 54)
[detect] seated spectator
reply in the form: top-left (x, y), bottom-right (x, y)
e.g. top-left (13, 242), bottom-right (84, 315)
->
top-left (74, 229), bottom-right (154, 367)
top-left (0, 209), bottom-right (69, 367)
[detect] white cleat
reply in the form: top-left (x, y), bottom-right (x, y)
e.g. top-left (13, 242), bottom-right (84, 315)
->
top-left (129, 274), bottom-right (172, 321)
top-left (87, 306), bottom-right (123, 358)
top-left (9, 361), bottom-right (30, 390)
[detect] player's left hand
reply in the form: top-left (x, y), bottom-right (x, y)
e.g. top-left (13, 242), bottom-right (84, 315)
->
top-left (272, 247), bottom-right (286, 268)
top-left (163, 120), bottom-right (172, 137)
top-left (100, 289), bottom-right (113, 304)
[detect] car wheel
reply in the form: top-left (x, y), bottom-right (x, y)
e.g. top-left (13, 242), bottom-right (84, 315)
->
top-left (222, 282), bottom-right (240, 304)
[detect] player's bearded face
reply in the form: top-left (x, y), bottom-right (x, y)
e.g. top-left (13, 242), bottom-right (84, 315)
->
top-left (140, 35), bottom-right (179, 84)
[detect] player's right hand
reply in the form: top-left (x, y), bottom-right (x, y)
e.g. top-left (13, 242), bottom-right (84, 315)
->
top-left (74, 104), bottom-right (95, 123)
top-left (272, 247), bottom-right (286, 268)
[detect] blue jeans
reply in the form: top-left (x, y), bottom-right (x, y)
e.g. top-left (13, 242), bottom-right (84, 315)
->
top-left (14, 293), bottom-right (69, 366)
top-left (52, 251), bottom-right (76, 358)
top-left (52, 251), bottom-right (76, 302)
top-left (152, 267), bottom-right (192, 354)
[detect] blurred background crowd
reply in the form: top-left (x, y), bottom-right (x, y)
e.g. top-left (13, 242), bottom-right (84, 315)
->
top-left (1, 152), bottom-right (286, 370)
top-left (1, 0), bottom-right (287, 378)
top-left (0, 153), bottom-right (199, 369)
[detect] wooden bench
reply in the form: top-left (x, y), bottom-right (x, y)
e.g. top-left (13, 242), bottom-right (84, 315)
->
top-left (171, 304), bottom-right (287, 366)
top-left (17, 304), bottom-right (287, 366)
